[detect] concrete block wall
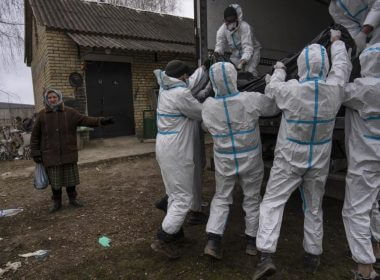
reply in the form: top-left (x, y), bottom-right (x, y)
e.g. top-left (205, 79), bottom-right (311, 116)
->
top-left (30, 19), bottom-right (49, 111)
top-left (130, 52), bottom-right (195, 137)
top-left (31, 22), bottom-right (85, 114)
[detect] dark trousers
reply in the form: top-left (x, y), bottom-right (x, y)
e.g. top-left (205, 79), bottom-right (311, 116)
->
top-left (51, 186), bottom-right (77, 200)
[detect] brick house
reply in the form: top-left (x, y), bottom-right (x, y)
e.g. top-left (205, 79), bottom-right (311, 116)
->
top-left (24, 0), bottom-right (195, 138)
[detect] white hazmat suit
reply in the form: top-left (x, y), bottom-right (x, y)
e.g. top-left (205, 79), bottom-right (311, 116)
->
top-left (330, 0), bottom-right (380, 246)
top-left (154, 69), bottom-right (202, 235)
top-left (256, 41), bottom-right (352, 255)
top-left (329, 0), bottom-right (380, 47)
top-left (202, 62), bottom-right (278, 237)
top-left (342, 43), bottom-right (380, 264)
top-left (215, 4), bottom-right (261, 76)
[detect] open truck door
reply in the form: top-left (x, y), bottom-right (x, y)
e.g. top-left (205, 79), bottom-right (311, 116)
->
top-left (194, 0), bottom-right (353, 199)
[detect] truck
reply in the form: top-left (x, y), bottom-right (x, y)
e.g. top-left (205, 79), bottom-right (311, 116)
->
top-left (194, 0), bottom-right (348, 200)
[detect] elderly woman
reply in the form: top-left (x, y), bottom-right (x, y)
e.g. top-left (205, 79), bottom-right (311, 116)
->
top-left (31, 89), bottom-right (114, 213)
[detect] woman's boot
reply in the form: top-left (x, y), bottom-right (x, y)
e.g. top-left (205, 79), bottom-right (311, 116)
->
top-left (50, 188), bottom-right (62, 213)
top-left (67, 186), bottom-right (83, 207)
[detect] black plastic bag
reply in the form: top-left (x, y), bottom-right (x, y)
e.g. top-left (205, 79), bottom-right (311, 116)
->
top-left (238, 23), bottom-right (356, 93)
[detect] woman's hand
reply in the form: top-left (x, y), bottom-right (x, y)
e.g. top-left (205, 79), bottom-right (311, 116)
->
top-left (101, 117), bottom-right (115, 126)
top-left (33, 156), bottom-right (43, 164)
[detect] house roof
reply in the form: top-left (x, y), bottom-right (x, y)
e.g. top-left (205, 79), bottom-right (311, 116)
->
top-left (25, 0), bottom-right (195, 64)
top-left (68, 33), bottom-right (195, 55)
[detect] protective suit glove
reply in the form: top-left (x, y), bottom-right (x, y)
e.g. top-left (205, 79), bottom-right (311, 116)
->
top-left (101, 116), bottom-right (115, 125)
top-left (237, 59), bottom-right (247, 70)
top-left (273, 61), bottom-right (286, 70)
top-left (33, 156), bottom-right (42, 164)
top-left (330, 29), bottom-right (341, 42)
top-left (353, 31), bottom-right (367, 55)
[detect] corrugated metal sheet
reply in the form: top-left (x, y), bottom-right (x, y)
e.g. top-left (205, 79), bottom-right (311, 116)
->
top-left (68, 33), bottom-right (195, 54)
top-left (28, 0), bottom-right (194, 45)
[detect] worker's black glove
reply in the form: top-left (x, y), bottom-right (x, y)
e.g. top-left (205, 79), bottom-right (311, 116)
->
top-left (101, 116), bottom-right (115, 126)
top-left (33, 156), bottom-right (43, 164)
top-left (202, 58), bottom-right (212, 71)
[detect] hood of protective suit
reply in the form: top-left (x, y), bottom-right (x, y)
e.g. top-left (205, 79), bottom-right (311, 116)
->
top-left (209, 62), bottom-right (238, 97)
top-left (44, 88), bottom-right (63, 111)
top-left (297, 43), bottom-right (330, 82)
top-left (229, 4), bottom-right (243, 22)
top-left (360, 43), bottom-right (380, 78)
top-left (153, 69), bottom-right (187, 90)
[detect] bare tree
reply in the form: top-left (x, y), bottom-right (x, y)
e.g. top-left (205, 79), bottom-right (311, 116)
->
top-left (0, 0), bottom-right (24, 65)
top-left (102, 0), bottom-right (179, 15)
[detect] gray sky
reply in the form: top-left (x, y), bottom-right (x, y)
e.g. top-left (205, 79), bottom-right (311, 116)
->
top-left (0, 0), bottom-right (194, 105)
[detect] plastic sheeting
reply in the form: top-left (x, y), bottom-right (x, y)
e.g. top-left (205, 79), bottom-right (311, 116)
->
top-left (238, 24), bottom-right (356, 93)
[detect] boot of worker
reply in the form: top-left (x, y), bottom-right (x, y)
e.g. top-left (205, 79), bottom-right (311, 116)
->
top-left (373, 242), bottom-right (380, 270)
top-left (50, 188), bottom-right (62, 213)
top-left (246, 235), bottom-right (258, 256)
top-left (353, 269), bottom-right (380, 280)
top-left (304, 252), bottom-right (320, 274)
top-left (67, 186), bottom-right (83, 207)
top-left (252, 252), bottom-right (276, 280)
top-left (204, 233), bottom-right (222, 260)
top-left (173, 227), bottom-right (197, 247)
top-left (151, 227), bottom-right (180, 259)
top-left (154, 195), bottom-right (168, 212)
top-left (188, 211), bottom-right (208, 225)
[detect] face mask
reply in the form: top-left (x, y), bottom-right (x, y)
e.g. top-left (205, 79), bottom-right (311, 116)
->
top-left (226, 22), bottom-right (237, 31)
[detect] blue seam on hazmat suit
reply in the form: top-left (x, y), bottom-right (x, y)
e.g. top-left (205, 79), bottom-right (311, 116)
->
top-left (286, 118), bottom-right (335, 124)
top-left (231, 31), bottom-right (242, 58)
top-left (299, 185), bottom-right (307, 212)
top-left (363, 116), bottom-right (380, 121)
top-left (156, 71), bottom-right (187, 136)
top-left (354, 5), bottom-right (368, 18)
top-left (363, 47), bottom-right (380, 53)
top-left (215, 92), bottom-right (240, 99)
top-left (215, 143), bottom-right (259, 155)
top-left (212, 126), bottom-right (256, 138)
top-left (337, 0), bottom-right (367, 25)
top-left (168, 84), bottom-right (187, 90)
top-left (303, 45), bottom-right (326, 82)
top-left (222, 63), bottom-right (233, 95)
top-left (221, 62), bottom-right (239, 175)
top-left (157, 112), bottom-right (185, 118)
top-left (287, 138), bottom-right (332, 145)
top-left (306, 47), bottom-right (311, 81)
top-left (319, 46), bottom-right (325, 78)
top-left (222, 97), bottom-right (239, 175)
top-left (308, 80), bottom-right (320, 169)
top-left (157, 130), bottom-right (179, 135)
top-left (364, 135), bottom-right (380, 141)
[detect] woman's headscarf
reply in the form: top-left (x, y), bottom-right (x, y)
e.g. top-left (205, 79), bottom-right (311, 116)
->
top-left (44, 89), bottom-right (63, 111)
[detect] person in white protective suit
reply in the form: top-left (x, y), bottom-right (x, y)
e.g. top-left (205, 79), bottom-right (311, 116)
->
top-left (329, 0), bottom-right (380, 55)
top-left (330, 0), bottom-right (380, 258)
top-left (201, 62), bottom-right (278, 260)
top-left (150, 60), bottom-right (203, 259)
top-left (252, 30), bottom-right (352, 280)
top-left (214, 4), bottom-right (261, 77)
top-left (342, 43), bottom-right (380, 280)
top-left (153, 65), bottom-right (211, 225)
